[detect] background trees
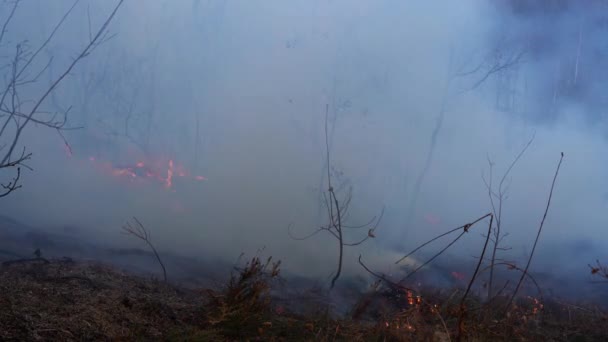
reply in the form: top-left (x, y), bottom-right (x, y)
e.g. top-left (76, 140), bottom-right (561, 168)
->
top-left (0, 0), bottom-right (124, 197)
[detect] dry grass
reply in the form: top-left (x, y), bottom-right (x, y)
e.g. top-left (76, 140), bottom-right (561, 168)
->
top-left (0, 258), bottom-right (205, 340)
top-left (0, 257), bottom-right (606, 341)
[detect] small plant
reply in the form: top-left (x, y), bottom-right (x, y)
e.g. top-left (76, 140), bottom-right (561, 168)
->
top-left (290, 104), bottom-right (384, 290)
top-left (206, 256), bottom-right (281, 337)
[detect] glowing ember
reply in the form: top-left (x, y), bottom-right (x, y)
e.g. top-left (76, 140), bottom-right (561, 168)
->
top-left (451, 271), bottom-right (466, 281)
top-left (406, 290), bottom-right (422, 307)
top-left (528, 296), bottom-right (543, 315)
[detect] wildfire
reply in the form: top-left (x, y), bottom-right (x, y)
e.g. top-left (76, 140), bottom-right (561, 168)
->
top-left (406, 290), bottom-right (422, 307)
top-left (528, 296), bottom-right (543, 315)
top-left (72, 150), bottom-right (207, 191)
top-left (384, 319), bottom-right (416, 332)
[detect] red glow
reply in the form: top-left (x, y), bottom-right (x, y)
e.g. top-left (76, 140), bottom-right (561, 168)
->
top-left (64, 144), bottom-right (73, 158)
top-left (74, 152), bottom-right (206, 191)
top-left (424, 213), bottom-right (441, 225)
top-left (451, 271), bottom-right (466, 281)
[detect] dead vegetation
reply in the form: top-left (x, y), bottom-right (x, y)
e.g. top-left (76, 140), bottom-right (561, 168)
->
top-left (0, 139), bottom-right (601, 341)
top-left (0, 258), bottom-right (203, 340)
top-left (0, 254), bottom-right (605, 341)
top-left (289, 104), bottom-right (384, 290)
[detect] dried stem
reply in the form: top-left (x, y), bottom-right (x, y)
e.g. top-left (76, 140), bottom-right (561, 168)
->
top-left (456, 214), bottom-right (493, 342)
top-left (122, 217), bottom-right (167, 282)
top-left (505, 152), bottom-right (564, 312)
top-left (289, 104), bottom-right (383, 290)
top-left (484, 133), bottom-right (535, 299)
top-left (395, 213), bottom-right (492, 283)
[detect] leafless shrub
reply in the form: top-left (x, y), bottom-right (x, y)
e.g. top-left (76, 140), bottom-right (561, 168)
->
top-left (121, 216), bottom-right (167, 282)
top-left (289, 104), bottom-right (384, 290)
top-left (482, 133), bottom-right (535, 299)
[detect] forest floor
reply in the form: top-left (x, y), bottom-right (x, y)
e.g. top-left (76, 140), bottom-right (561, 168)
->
top-left (0, 257), bottom-right (607, 341)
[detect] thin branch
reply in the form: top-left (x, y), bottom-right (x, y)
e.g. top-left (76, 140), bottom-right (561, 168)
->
top-left (396, 213), bottom-right (491, 265)
top-left (358, 255), bottom-right (415, 293)
top-left (486, 133), bottom-right (535, 300)
top-left (468, 48), bottom-right (526, 91)
top-left (480, 262), bottom-right (543, 302)
top-left (0, 0), bottom-right (20, 46)
top-left (395, 225), bottom-right (467, 265)
top-left (290, 103), bottom-right (382, 290)
top-left (1, 0), bottom-right (125, 165)
top-left (505, 152), bottom-right (564, 312)
top-left (122, 217), bottom-right (167, 282)
top-left (456, 214), bottom-right (493, 342)
top-left (0, 166), bottom-right (21, 197)
top-left (399, 231), bottom-right (466, 283)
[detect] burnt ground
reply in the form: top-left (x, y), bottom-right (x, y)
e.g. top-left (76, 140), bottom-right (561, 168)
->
top-left (0, 259), bottom-right (205, 340)
top-left (0, 215), bottom-right (607, 341)
top-left (0, 256), bottom-right (607, 341)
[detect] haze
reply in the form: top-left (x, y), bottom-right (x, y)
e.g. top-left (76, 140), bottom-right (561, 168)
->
top-left (1, 0), bottom-right (607, 289)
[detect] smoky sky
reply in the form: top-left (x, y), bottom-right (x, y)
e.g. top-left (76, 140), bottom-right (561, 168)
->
top-left (1, 0), bottom-right (607, 282)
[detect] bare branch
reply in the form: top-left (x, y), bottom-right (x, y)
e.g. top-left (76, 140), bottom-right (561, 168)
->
top-left (1, 0), bottom-right (124, 165)
top-left (0, 0), bottom-right (20, 47)
top-left (456, 214), bottom-right (493, 341)
top-left (505, 152), bottom-right (564, 312)
top-left (122, 217), bottom-right (167, 282)
top-left (0, 166), bottom-right (21, 197)
top-left (486, 133), bottom-right (535, 300)
top-left (289, 104), bottom-right (383, 290)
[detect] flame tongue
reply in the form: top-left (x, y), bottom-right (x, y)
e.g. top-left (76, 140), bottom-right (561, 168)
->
top-left (77, 150), bottom-right (206, 191)
top-left (165, 159), bottom-right (174, 189)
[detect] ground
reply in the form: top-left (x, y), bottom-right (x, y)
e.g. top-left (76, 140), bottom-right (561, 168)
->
top-left (0, 257), bottom-right (607, 341)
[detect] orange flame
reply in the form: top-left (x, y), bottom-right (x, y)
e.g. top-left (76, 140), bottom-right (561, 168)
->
top-left (79, 153), bottom-right (206, 191)
top-left (406, 290), bottom-right (422, 307)
top-left (528, 296), bottom-right (543, 315)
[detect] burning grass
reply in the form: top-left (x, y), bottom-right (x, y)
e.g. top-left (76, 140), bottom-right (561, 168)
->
top-left (0, 257), bottom-right (606, 341)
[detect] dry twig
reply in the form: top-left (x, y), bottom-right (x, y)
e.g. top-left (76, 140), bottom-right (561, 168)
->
top-left (121, 217), bottom-right (167, 282)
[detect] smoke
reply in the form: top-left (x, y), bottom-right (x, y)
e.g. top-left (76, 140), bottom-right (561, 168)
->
top-left (1, 0), bottom-right (607, 294)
